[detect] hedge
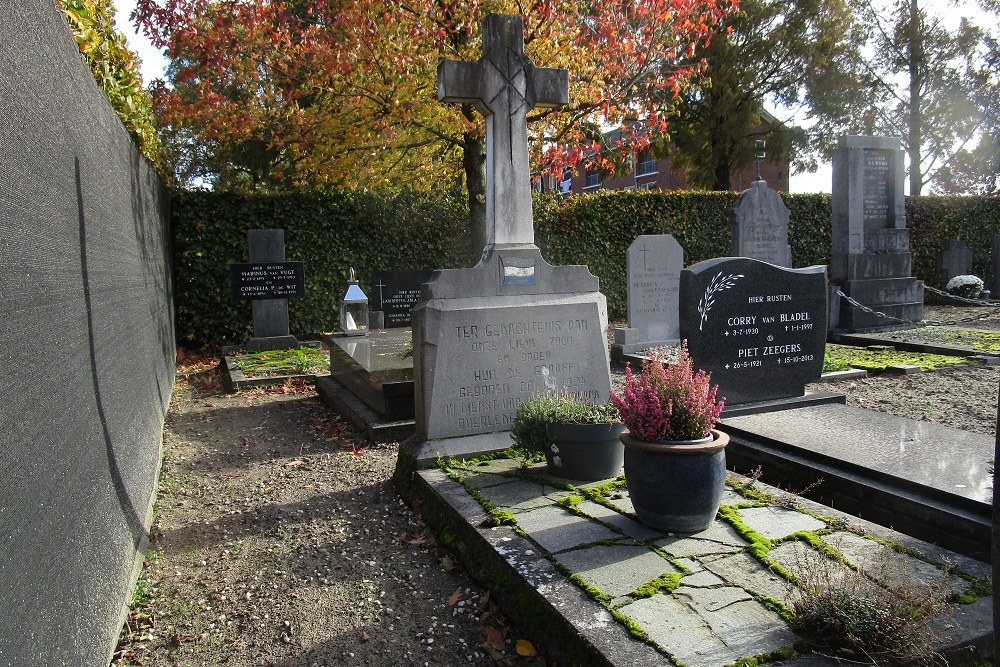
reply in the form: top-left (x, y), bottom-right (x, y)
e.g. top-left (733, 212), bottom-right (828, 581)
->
top-left (172, 189), bottom-right (999, 349)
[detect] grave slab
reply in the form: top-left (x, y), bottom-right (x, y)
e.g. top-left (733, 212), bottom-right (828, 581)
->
top-left (514, 505), bottom-right (621, 553)
top-left (699, 551), bottom-right (799, 606)
top-left (573, 500), bottom-right (663, 541)
top-left (737, 505), bottom-right (827, 540)
top-left (395, 457), bottom-right (992, 667)
top-left (553, 544), bottom-right (678, 597)
top-left (722, 403), bottom-right (992, 560)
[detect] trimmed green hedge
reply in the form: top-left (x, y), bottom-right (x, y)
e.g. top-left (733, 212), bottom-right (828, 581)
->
top-left (172, 189), bottom-right (999, 349)
top-left (172, 190), bottom-right (468, 347)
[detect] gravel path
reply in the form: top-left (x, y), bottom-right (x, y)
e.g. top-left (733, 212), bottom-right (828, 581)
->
top-left (113, 307), bottom-right (998, 666)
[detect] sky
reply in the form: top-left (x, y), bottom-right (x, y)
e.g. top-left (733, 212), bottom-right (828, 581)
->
top-left (112, 0), bottom-right (992, 195)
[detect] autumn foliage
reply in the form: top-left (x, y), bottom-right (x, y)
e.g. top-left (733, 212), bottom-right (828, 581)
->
top-left (134, 0), bottom-right (738, 192)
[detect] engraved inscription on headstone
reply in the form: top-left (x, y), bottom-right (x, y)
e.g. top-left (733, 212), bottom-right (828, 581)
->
top-left (862, 149), bottom-right (893, 229)
top-left (425, 304), bottom-right (605, 439)
top-left (612, 235), bottom-right (682, 355)
top-left (230, 262), bottom-right (305, 300)
top-left (728, 180), bottom-right (792, 267)
top-left (679, 257), bottom-right (827, 405)
top-left (372, 270), bottom-right (434, 328)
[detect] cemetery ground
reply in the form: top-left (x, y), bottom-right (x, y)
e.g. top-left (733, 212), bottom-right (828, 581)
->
top-left (113, 305), bottom-right (999, 667)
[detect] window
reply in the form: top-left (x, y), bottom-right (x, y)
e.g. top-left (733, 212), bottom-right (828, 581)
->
top-left (639, 182), bottom-right (658, 191)
top-left (558, 167), bottom-right (573, 194)
top-left (635, 149), bottom-right (657, 176)
top-left (585, 168), bottom-right (602, 188)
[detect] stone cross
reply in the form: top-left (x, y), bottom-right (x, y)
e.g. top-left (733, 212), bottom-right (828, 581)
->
top-left (437, 14), bottom-right (569, 248)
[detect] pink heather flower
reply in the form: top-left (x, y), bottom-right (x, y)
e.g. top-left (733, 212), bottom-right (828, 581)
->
top-left (610, 342), bottom-right (725, 441)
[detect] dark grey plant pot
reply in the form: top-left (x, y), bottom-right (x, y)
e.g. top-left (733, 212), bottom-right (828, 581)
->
top-left (621, 429), bottom-right (729, 533)
top-left (545, 422), bottom-right (626, 481)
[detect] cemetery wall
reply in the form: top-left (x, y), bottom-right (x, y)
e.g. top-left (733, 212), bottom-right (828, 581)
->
top-left (172, 189), bottom-right (1000, 348)
top-left (0, 2), bottom-right (174, 665)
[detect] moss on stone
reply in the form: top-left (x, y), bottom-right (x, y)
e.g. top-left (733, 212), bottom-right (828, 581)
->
top-left (631, 572), bottom-right (682, 598)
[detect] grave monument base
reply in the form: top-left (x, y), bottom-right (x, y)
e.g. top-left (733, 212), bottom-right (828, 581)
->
top-left (413, 245), bottom-right (612, 446)
top-left (326, 329), bottom-right (414, 421)
top-left (611, 327), bottom-right (678, 358)
top-left (834, 275), bottom-right (924, 331)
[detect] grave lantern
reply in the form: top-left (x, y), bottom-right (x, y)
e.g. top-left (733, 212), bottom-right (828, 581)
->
top-left (339, 267), bottom-right (369, 336)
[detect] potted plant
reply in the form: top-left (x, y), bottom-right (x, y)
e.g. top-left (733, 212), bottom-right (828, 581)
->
top-left (610, 342), bottom-right (727, 532)
top-left (511, 393), bottom-right (624, 481)
top-left (946, 274), bottom-right (984, 300)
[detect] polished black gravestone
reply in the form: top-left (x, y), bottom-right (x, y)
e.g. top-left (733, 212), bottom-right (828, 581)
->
top-left (679, 257), bottom-right (829, 406)
top-left (230, 229), bottom-right (305, 351)
top-left (371, 270), bottom-right (434, 328)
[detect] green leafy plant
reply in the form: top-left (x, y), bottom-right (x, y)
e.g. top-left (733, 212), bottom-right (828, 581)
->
top-left (511, 393), bottom-right (619, 455)
top-left (233, 347), bottom-right (328, 376)
top-left (610, 342), bottom-right (724, 441)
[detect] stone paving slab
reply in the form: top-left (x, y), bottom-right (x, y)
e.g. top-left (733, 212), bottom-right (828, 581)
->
top-left (401, 460), bottom-right (993, 667)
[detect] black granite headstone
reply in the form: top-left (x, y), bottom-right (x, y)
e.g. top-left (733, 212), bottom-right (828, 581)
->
top-left (231, 229), bottom-right (302, 350)
top-left (371, 270), bottom-right (434, 328)
top-left (679, 257), bottom-right (828, 405)
top-left (230, 262), bottom-right (305, 299)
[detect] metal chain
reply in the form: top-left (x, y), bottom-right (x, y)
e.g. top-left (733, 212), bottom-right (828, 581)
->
top-left (835, 286), bottom-right (1000, 327)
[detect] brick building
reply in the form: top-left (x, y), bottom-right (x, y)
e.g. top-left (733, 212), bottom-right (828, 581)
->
top-left (535, 113), bottom-right (790, 195)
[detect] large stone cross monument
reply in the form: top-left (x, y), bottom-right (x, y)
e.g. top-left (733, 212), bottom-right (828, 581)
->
top-left (406, 14), bottom-right (612, 464)
top-left (438, 15), bottom-right (568, 248)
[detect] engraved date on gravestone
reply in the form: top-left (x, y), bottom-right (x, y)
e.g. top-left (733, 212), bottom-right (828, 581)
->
top-left (680, 258), bottom-right (827, 405)
top-left (862, 149), bottom-right (893, 228)
top-left (230, 262), bottom-right (305, 299)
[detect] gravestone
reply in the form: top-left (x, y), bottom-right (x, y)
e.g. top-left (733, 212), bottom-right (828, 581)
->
top-left (410, 15), bottom-right (611, 453)
top-left (939, 239), bottom-right (973, 287)
top-left (678, 257), bottom-right (827, 405)
top-left (230, 229), bottom-right (305, 350)
top-left (830, 136), bottom-right (923, 331)
top-left (728, 180), bottom-right (792, 267)
top-left (372, 270), bottom-right (434, 328)
top-left (612, 234), bottom-right (682, 356)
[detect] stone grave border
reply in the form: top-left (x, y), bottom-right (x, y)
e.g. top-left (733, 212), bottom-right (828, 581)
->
top-left (220, 341), bottom-right (324, 392)
top-left (393, 456), bottom-right (992, 666)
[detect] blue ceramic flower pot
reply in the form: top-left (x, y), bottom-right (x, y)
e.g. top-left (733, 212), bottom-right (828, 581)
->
top-left (546, 422), bottom-right (626, 481)
top-left (620, 429), bottom-right (729, 533)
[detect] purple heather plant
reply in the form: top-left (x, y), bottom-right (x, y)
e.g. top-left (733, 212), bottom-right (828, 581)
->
top-left (610, 342), bottom-right (725, 441)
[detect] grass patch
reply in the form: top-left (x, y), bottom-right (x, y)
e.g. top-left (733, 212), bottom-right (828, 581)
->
top-left (232, 346), bottom-right (328, 376)
top-left (891, 326), bottom-right (1000, 352)
top-left (824, 344), bottom-right (972, 371)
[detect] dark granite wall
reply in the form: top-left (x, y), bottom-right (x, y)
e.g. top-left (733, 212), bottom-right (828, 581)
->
top-left (0, 2), bottom-right (174, 664)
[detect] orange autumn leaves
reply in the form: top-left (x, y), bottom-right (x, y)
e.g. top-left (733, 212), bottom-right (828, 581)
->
top-left (134, 0), bottom-right (738, 189)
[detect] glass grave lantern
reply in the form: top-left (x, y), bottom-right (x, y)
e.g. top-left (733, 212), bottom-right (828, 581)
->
top-left (339, 267), bottom-right (369, 336)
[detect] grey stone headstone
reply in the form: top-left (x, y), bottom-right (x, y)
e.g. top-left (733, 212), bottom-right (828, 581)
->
top-left (612, 234), bottom-right (682, 355)
top-left (830, 136), bottom-right (923, 331)
top-left (728, 180), bottom-right (792, 267)
top-left (245, 229), bottom-right (299, 351)
top-left (939, 239), bottom-right (973, 286)
top-left (679, 257), bottom-right (827, 405)
top-left (414, 248), bottom-right (611, 441)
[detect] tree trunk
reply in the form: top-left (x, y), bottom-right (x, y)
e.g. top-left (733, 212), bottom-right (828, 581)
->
top-left (461, 105), bottom-right (487, 264)
top-left (907, 0), bottom-right (924, 195)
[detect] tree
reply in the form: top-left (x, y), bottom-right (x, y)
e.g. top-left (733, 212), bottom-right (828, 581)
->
top-left (662, 0), bottom-right (861, 191)
top-left (134, 0), bottom-right (737, 255)
top-left (58, 0), bottom-right (161, 164)
top-left (808, 0), bottom-right (993, 195)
